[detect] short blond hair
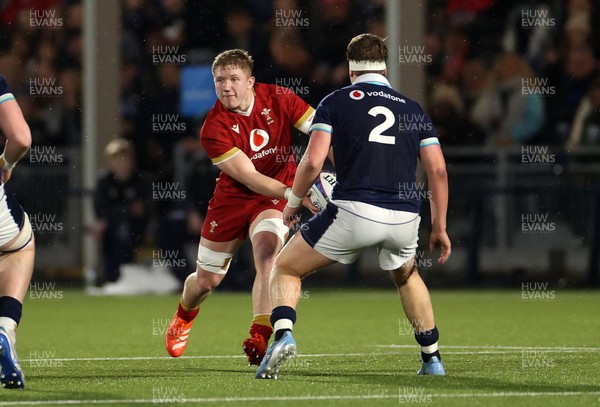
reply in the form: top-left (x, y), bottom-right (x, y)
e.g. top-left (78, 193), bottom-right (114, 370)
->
top-left (212, 49), bottom-right (254, 75)
top-left (104, 138), bottom-right (134, 157)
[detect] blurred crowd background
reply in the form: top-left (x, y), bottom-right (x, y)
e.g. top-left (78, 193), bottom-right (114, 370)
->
top-left (0, 0), bottom-right (598, 288)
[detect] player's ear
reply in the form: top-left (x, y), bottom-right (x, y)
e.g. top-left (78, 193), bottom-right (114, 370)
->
top-left (248, 75), bottom-right (255, 88)
top-left (349, 71), bottom-right (357, 84)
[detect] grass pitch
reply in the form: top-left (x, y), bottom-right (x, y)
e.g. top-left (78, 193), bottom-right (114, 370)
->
top-left (1, 288), bottom-right (599, 406)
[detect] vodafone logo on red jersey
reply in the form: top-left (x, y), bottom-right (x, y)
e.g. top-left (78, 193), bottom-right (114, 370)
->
top-left (249, 129), bottom-right (270, 151)
top-left (349, 90), bottom-right (364, 100)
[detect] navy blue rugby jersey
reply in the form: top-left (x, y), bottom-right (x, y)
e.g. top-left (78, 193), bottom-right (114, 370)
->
top-left (309, 73), bottom-right (440, 213)
top-left (0, 75), bottom-right (15, 104)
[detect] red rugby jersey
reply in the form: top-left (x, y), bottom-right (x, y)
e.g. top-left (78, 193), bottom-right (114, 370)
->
top-left (201, 83), bottom-right (314, 196)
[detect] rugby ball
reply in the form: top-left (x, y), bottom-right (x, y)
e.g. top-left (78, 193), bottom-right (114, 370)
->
top-left (309, 171), bottom-right (336, 210)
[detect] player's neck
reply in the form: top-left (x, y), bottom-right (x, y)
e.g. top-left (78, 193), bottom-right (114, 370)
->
top-left (233, 91), bottom-right (255, 115)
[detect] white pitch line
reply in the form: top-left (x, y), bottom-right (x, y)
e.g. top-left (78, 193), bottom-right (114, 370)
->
top-left (2, 391), bottom-right (600, 406)
top-left (19, 345), bottom-right (599, 363)
top-left (18, 353), bottom-right (399, 363)
top-left (377, 344), bottom-right (600, 351)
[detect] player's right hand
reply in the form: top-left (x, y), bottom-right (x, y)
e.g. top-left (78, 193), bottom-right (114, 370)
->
top-left (283, 205), bottom-right (301, 227)
top-left (429, 229), bottom-right (451, 264)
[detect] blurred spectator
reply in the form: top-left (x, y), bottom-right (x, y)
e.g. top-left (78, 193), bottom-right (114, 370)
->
top-left (308, 0), bottom-right (364, 89)
top-left (563, 11), bottom-right (591, 49)
top-left (365, 4), bottom-right (386, 39)
top-left (441, 27), bottom-right (470, 84)
top-left (567, 76), bottom-right (600, 146)
top-left (139, 63), bottom-right (192, 172)
top-left (471, 52), bottom-right (544, 146)
top-left (445, 0), bottom-right (505, 60)
top-left (263, 29), bottom-right (311, 78)
top-left (545, 46), bottom-right (598, 144)
top-left (424, 32), bottom-right (444, 83)
top-left (429, 84), bottom-right (485, 146)
top-left (460, 58), bottom-right (487, 110)
top-left (1, 0), bottom-right (600, 286)
top-left (93, 138), bottom-right (152, 284)
top-left (501, 2), bottom-right (556, 77)
top-left (152, 138), bottom-right (196, 285)
top-left (221, 3), bottom-right (269, 70)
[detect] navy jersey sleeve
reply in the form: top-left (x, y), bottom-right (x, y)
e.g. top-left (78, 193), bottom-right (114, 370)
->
top-left (415, 104), bottom-right (440, 148)
top-left (308, 93), bottom-right (335, 135)
top-left (0, 75), bottom-right (15, 105)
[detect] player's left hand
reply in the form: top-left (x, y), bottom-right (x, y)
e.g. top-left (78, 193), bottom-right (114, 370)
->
top-left (429, 229), bottom-right (451, 264)
top-left (1, 169), bottom-right (12, 184)
top-left (283, 205), bottom-right (301, 227)
top-left (301, 193), bottom-right (320, 215)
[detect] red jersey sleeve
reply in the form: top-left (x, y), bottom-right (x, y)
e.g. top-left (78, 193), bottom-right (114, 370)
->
top-left (200, 114), bottom-right (241, 165)
top-left (275, 85), bottom-right (315, 133)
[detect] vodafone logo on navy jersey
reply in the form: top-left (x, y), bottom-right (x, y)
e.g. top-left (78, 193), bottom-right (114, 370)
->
top-left (349, 90), bottom-right (364, 100)
top-left (249, 129), bottom-right (270, 152)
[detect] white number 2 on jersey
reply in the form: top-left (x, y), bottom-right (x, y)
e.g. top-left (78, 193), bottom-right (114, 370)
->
top-left (368, 106), bottom-right (395, 145)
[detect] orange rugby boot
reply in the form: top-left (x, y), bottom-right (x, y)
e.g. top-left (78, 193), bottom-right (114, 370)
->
top-left (165, 312), bottom-right (196, 357)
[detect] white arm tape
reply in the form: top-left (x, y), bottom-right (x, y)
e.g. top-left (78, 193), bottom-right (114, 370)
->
top-left (284, 187), bottom-right (302, 208)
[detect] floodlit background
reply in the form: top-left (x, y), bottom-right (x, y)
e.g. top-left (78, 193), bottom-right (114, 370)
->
top-left (1, 0), bottom-right (599, 292)
top-left (2, 1), bottom-right (600, 406)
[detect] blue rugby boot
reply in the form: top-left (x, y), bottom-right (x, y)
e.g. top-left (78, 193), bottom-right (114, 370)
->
top-left (0, 326), bottom-right (25, 388)
top-left (417, 356), bottom-right (445, 376)
top-left (255, 331), bottom-right (297, 380)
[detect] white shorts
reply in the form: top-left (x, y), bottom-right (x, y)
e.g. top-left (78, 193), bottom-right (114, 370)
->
top-left (0, 183), bottom-right (32, 250)
top-left (300, 200), bottom-right (419, 270)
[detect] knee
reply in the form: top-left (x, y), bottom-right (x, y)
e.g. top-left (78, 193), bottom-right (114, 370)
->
top-left (389, 257), bottom-right (418, 288)
top-left (252, 238), bottom-right (279, 264)
top-left (272, 252), bottom-right (299, 278)
top-left (192, 270), bottom-right (223, 293)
